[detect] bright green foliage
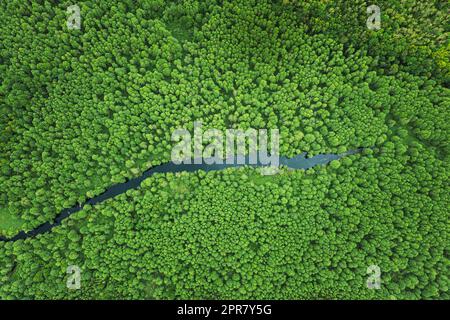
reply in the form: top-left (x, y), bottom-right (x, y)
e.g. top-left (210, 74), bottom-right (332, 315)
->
top-left (0, 143), bottom-right (448, 299)
top-left (287, 0), bottom-right (449, 84)
top-left (0, 0), bottom-right (448, 299)
top-left (1, 0), bottom-right (448, 233)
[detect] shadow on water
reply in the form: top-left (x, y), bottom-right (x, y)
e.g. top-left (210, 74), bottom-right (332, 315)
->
top-left (0, 149), bottom-right (362, 242)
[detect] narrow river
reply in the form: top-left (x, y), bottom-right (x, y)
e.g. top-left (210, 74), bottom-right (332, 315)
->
top-left (0, 149), bottom-right (362, 242)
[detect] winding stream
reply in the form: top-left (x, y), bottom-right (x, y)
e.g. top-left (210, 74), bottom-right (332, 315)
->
top-left (0, 149), bottom-right (362, 242)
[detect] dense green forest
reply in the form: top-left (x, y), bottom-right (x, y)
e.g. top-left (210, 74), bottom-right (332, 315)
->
top-left (0, 0), bottom-right (448, 299)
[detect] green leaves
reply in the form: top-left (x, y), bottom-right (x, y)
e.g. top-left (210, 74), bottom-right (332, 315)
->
top-left (0, 0), bottom-right (448, 300)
